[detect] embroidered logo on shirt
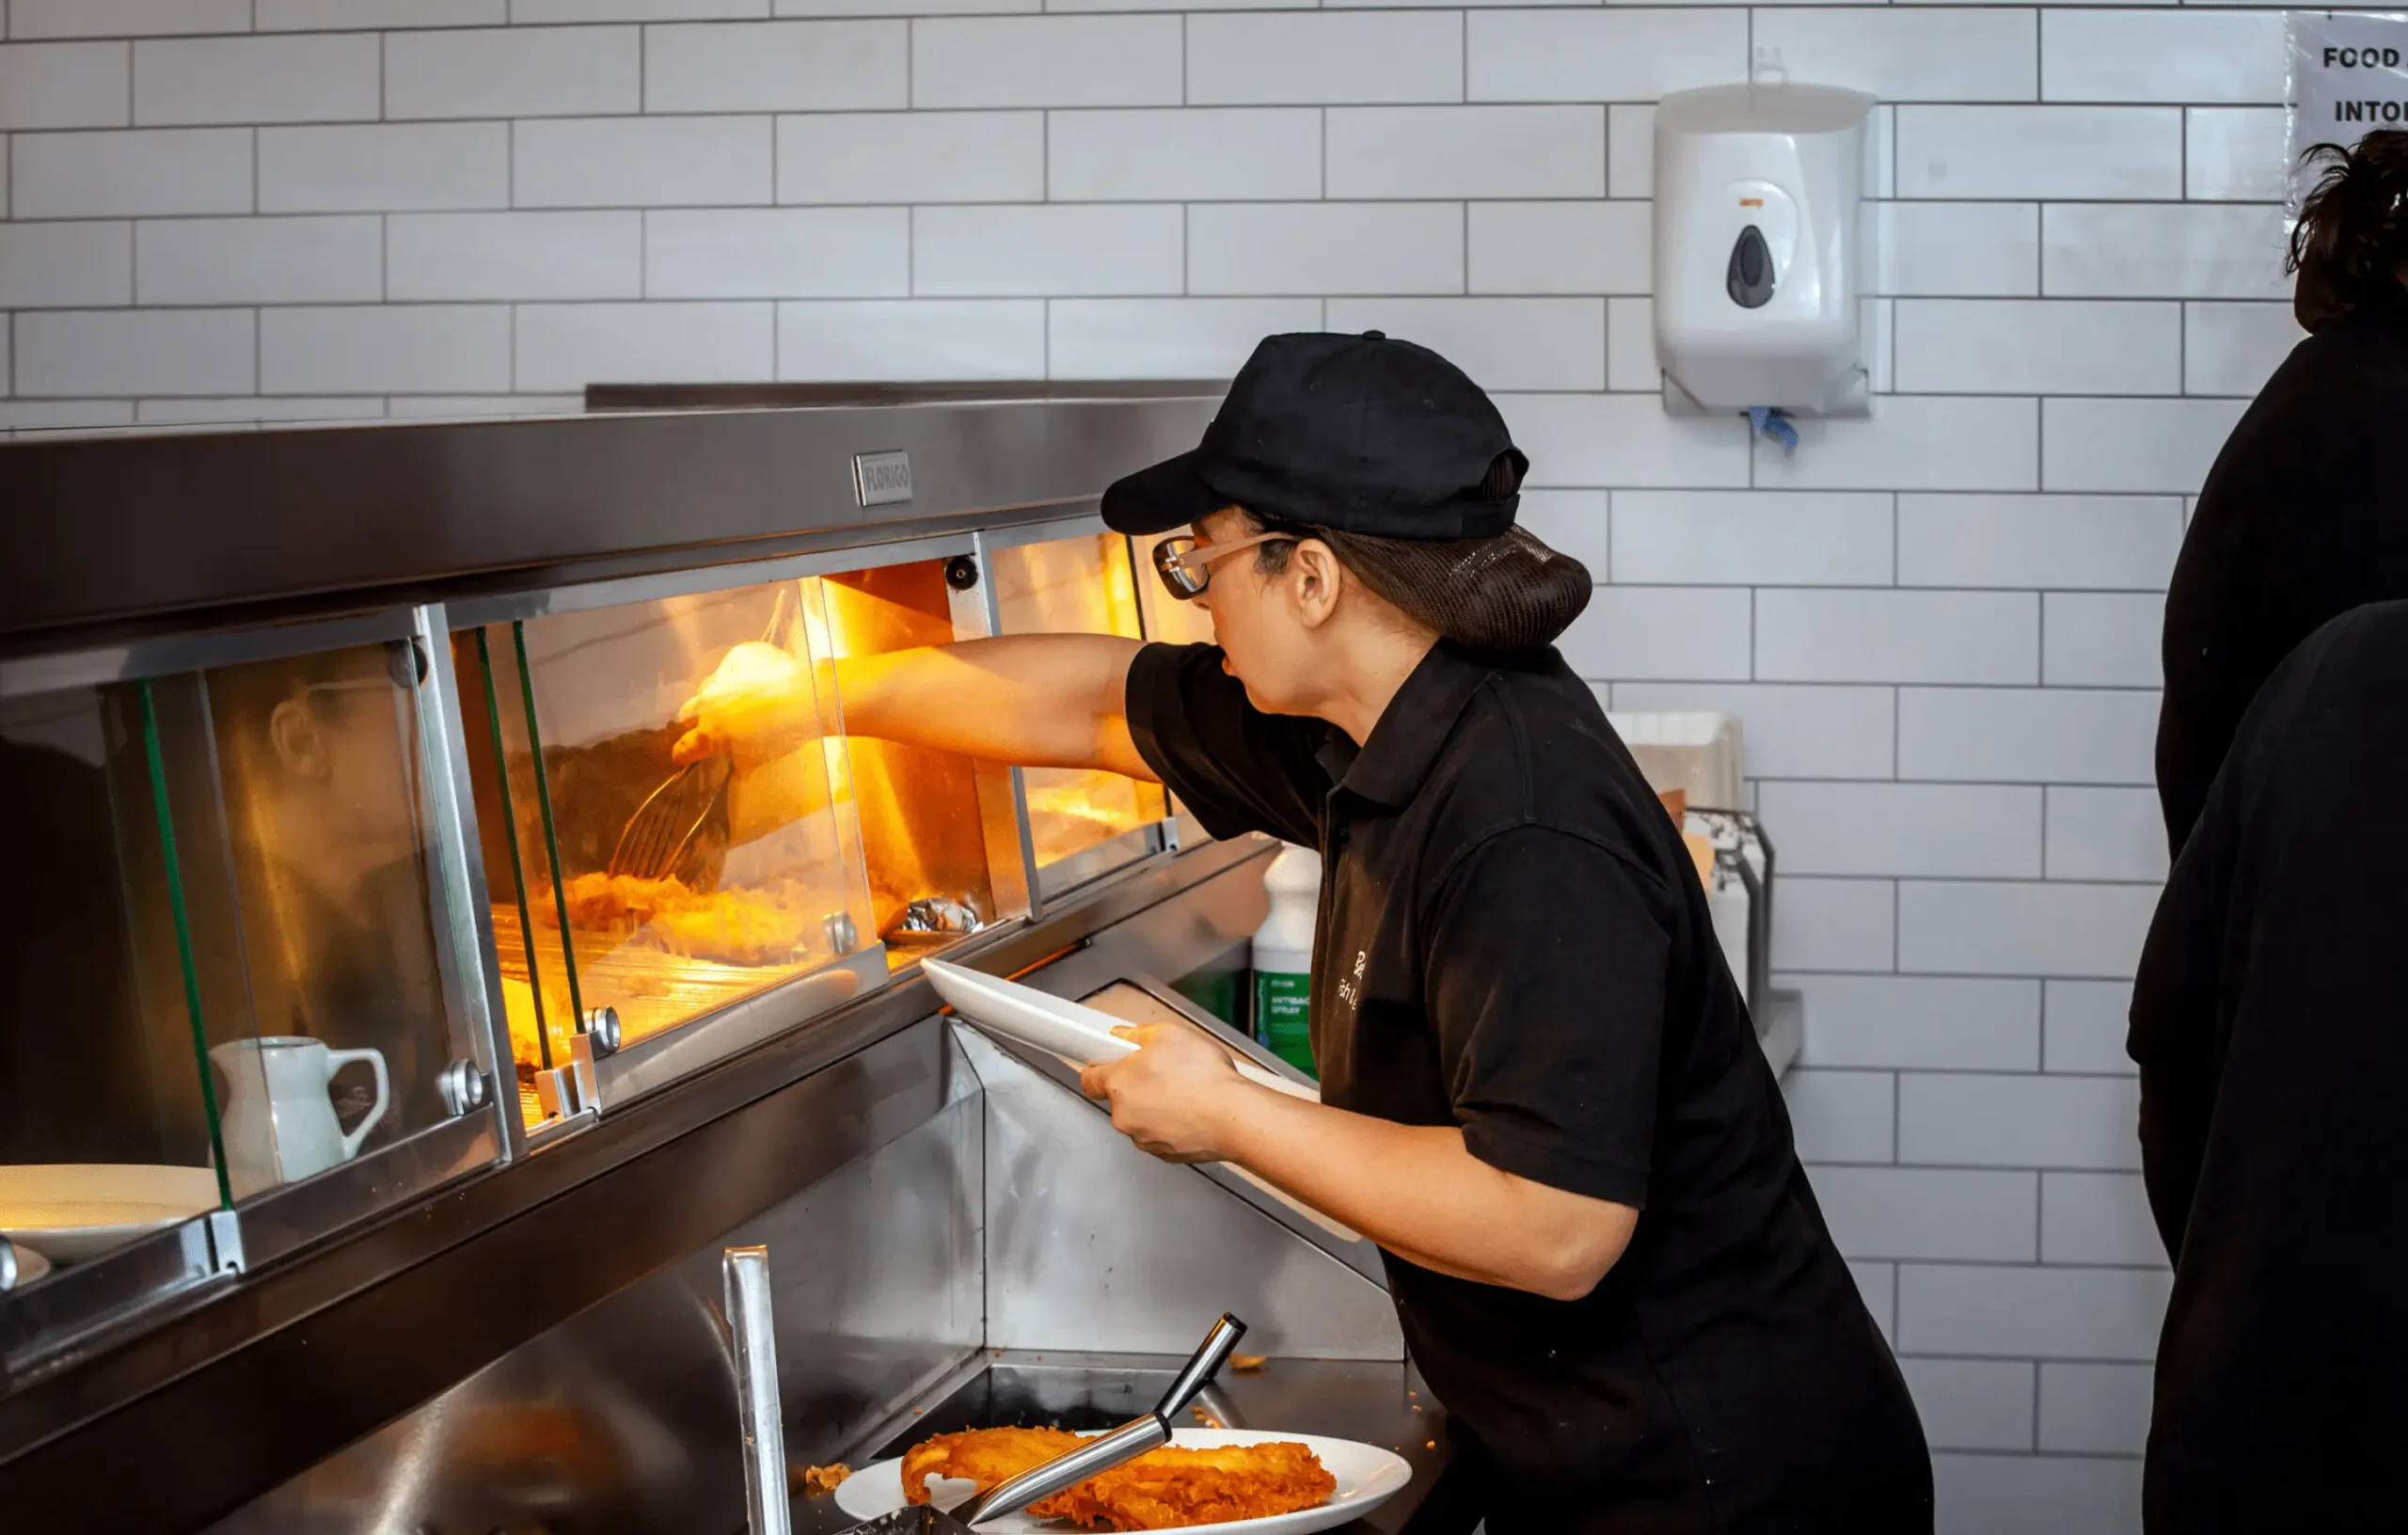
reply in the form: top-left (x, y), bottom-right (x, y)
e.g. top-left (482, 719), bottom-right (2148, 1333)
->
top-left (1335, 949), bottom-right (1368, 1011)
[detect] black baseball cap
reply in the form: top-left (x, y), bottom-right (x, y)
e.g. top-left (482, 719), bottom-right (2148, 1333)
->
top-left (1101, 331), bottom-right (1530, 539)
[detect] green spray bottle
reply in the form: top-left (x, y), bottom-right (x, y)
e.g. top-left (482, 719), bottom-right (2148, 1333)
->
top-left (1252, 842), bottom-right (1320, 1078)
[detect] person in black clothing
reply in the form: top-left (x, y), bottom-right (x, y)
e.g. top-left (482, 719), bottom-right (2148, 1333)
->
top-left (681, 334), bottom-right (1931, 1532)
top-left (2128, 599), bottom-right (2408, 1530)
top-left (2157, 132), bottom-right (2408, 855)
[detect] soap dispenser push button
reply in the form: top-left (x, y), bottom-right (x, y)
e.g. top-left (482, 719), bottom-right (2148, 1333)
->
top-left (1727, 226), bottom-right (1775, 309)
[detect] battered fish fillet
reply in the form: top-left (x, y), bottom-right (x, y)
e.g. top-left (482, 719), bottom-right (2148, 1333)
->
top-left (557, 871), bottom-right (816, 966)
top-left (898, 1430), bottom-right (1334, 1531)
top-left (1028, 1442), bottom-right (1336, 1531)
top-left (900, 1427), bottom-right (1085, 1505)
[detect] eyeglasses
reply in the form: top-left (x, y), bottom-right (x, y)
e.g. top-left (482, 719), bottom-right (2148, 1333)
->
top-left (1150, 530), bottom-right (1298, 600)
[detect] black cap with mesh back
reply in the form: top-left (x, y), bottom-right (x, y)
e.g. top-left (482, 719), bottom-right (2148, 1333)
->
top-left (1101, 331), bottom-right (1592, 655)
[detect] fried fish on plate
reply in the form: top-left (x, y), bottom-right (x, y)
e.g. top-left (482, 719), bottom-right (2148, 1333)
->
top-left (897, 1428), bottom-right (1336, 1530)
top-left (900, 1427), bottom-right (1085, 1505)
top-left (1028, 1441), bottom-right (1336, 1531)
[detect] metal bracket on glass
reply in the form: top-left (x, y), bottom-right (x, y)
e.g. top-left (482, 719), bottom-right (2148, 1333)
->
top-left (723, 1244), bottom-right (792, 1535)
top-left (203, 1209), bottom-right (245, 1277)
top-left (562, 1004), bottom-right (624, 1111)
top-left (535, 1064), bottom-right (584, 1121)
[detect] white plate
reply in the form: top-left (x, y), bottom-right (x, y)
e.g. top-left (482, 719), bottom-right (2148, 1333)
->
top-left (4, 1240), bottom-right (50, 1289)
top-left (832, 1427), bottom-right (1413, 1535)
top-left (920, 960), bottom-right (1319, 1105)
top-left (0, 1164), bottom-right (219, 1262)
top-left (921, 961), bottom-right (1363, 1244)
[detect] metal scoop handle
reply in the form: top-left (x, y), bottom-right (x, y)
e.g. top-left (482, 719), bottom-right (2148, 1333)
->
top-left (954, 1313), bottom-right (1247, 1527)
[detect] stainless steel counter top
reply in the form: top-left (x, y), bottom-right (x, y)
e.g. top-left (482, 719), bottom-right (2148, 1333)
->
top-left (790, 1353), bottom-right (1451, 1535)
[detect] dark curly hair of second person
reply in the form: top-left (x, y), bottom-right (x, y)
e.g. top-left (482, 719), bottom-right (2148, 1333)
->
top-left (2289, 130), bottom-right (2408, 330)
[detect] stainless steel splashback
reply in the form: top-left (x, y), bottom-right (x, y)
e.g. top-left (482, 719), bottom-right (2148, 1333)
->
top-left (968, 1028), bottom-right (1402, 1361)
top-left (208, 1052), bottom-right (987, 1535)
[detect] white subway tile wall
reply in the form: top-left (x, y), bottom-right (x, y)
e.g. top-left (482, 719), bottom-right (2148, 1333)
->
top-left (2038, 1362), bottom-right (2157, 1456)
top-left (5, 9), bottom-right (2266, 1525)
top-left (2045, 979), bottom-right (2140, 1076)
top-left (1901, 1357), bottom-right (2038, 1453)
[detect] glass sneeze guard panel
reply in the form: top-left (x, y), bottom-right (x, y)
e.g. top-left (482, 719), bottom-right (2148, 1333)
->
top-left (804, 562), bottom-right (1026, 961)
top-left (3, 626), bottom-right (505, 1370)
top-left (460, 572), bottom-right (881, 1121)
top-left (986, 530), bottom-right (1173, 898)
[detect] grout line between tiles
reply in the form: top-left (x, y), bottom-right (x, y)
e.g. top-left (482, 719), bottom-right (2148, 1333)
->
top-left (2034, 1170), bottom-right (2046, 1264)
top-left (2032, 1360), bottom-right (2044, 1451)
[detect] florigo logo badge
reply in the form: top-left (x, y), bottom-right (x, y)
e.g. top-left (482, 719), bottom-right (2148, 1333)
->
top-left (852, 450), bottom-right (913, 508)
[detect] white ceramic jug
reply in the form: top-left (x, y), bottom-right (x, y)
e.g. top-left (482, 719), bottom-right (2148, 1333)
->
top-left (211, 1037), bottom-right (390, 1196)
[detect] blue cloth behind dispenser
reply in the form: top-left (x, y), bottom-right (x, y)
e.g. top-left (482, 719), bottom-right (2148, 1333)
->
top-left (1748, 406), bottom-right (1799, 456)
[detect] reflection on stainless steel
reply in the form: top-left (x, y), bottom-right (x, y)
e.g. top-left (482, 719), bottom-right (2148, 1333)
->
top-left (727, 1245), bottom-right (795, 1535)
top-left (207, 1057), bottom-right (983, 1535)
top-left (0, 1212), bottom-right (225, 1382)
top-left (1190, 1384), bottom-right (1244, 1432)
top-left (227, 1114), bottom-right (498, 1276)
top-left (965, 1027), bottom-right (1402, 1361)
top-left (3, 397), bottom-right (1218, 640)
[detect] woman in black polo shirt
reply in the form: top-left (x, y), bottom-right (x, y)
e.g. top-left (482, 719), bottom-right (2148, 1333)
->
top-left (680, 334), bottom-right (1931, 1532)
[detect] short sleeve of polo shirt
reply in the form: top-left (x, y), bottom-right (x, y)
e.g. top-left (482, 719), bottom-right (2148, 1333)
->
top-left (1423, 824), bottom-right (1669, 1208)
top-left (1123, 641), bottom-right (1329, 849)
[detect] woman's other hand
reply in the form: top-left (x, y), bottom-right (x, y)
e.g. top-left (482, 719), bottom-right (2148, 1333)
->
top-left (1078, 1023), bottom-right (1248, 1163)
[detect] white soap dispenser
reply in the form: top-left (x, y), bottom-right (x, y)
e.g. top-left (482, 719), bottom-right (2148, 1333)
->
top-left (1653, 82), bottom-right (1877, 419)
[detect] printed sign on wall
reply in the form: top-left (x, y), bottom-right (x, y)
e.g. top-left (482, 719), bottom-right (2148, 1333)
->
top-left (2288, 12), bottom-right (2408, 208)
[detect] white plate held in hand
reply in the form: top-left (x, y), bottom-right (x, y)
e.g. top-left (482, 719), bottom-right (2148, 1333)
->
top-left (920, 959), bottom-right (1318, 1103)
top-left (831, 1427), bottom-right (1413, 1535)
top-left (919, 960), bottom-right (1364, 1242)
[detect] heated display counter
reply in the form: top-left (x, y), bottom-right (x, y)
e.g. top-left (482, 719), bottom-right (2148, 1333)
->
top-left (0, 395), bottom-right (1417, 1534)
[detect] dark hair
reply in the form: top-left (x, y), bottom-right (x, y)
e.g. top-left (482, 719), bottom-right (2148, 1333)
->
top-left (2288, 131), bottom-right (2408, 312)
top-left (1240, 451), bottom-right (1594, 654)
